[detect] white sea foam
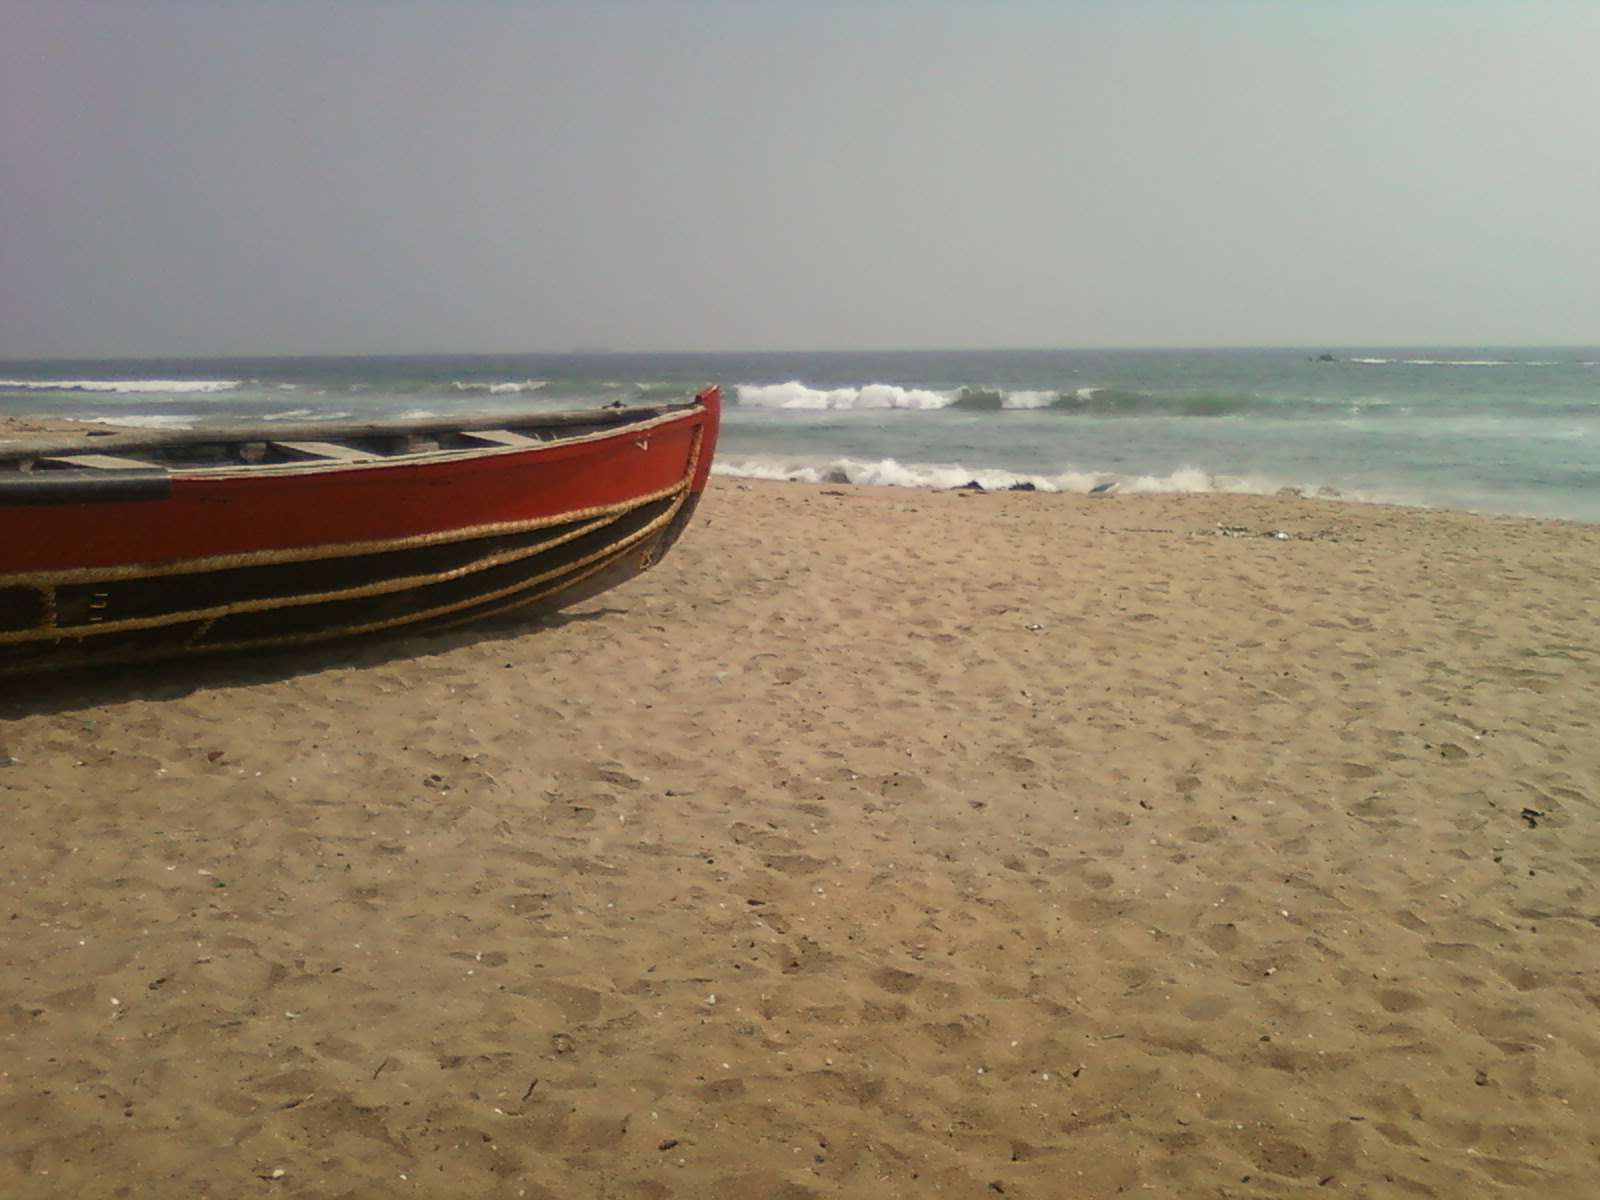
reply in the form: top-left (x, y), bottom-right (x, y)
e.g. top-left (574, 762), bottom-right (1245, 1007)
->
top-left (0, 379), bottom-right (240, 393)
top-left (258, 409), bottom-right (354, 422)
top-left (1002, 390), bottom-right (1057, 409)
top-left (736, 381), bottom-right (956, 410)
top-left (1404, 359), bottom-right (1514, 367)
top-left (1348, 358), bottom-right (1563, 367)
top-left (80, 414), bottom-right (197, 429)
top-left (712, 456), bottom-right (1342, 499)
top-left (451, 380), bottom-right (545, 394)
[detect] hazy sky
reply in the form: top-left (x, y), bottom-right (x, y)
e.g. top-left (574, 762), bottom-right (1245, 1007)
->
top-left (2, 0), bottom-right (1597, 357)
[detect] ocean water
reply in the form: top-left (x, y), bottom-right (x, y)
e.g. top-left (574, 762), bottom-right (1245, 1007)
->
top-left (3, 347), bottom-right (1599, 522)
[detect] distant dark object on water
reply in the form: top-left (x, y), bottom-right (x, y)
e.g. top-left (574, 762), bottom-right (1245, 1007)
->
top-left (1088, 480), bottom-right (1119, 495)
top-left (1314, 353), bottom-right (1339, 362)
top-left (1007, 481), bottom-right (1036, 492)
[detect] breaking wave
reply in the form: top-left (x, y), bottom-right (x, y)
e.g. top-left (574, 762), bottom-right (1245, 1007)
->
top-left (1345, 357), bottom-right (1589, 367)
top-left (734, 381), bottom-right (1386, 417)
top-left (79, 414), bottom-right (199, 429)
top-left (0, 378), bottom-right (241, 394)
top-left (736, 381), bottom-right (955, 410)
top-left (451, 380), bottom-right (546, 394)
top-left (712, 455), bottom-right (1356, 500)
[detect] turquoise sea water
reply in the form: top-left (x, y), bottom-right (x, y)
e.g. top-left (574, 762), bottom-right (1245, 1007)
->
top-left (3, 348), bottom-right (1598, 522)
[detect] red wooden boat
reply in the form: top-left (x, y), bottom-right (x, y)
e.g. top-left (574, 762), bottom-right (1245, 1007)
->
top-left (0, 386), bottom-right (719, 676)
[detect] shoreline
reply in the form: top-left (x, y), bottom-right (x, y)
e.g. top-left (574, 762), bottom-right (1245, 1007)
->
top-left (4, 410), bottom-right (1595, 529)
top-left (4, 478), bottom-right (1600, 1198)
top-left (710, 463), bottom-right (1562, 525)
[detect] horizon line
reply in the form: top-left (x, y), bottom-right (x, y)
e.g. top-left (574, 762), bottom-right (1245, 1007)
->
top-left (4, 342), bottom-right (1599, 363)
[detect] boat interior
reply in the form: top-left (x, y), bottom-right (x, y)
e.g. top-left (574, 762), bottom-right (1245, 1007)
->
top-left (0, 403), bottom-right (684, 476)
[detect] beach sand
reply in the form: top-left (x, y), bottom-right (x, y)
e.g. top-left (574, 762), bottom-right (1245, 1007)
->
top-left (0, 415), bottom-right (113, 443)
top-left (4, 478), bottom-right (1599, 1199)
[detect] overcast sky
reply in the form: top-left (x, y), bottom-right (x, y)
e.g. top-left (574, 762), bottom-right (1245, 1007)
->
top-left (2, 0), bottom-right (1596, 358)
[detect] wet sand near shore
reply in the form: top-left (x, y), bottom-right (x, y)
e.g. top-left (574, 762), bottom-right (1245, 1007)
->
top-left (4, 478), bottom-right (1600, 1199)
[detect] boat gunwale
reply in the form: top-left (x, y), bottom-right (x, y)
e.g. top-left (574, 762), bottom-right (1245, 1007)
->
top-left (0, 397), bottom-right (704, 468)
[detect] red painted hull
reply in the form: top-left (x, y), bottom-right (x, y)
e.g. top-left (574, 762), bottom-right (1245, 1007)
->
top-left (0, 387), bottom-right (719, 675)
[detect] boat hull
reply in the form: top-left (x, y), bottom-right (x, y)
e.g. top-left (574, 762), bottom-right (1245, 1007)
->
top-left (0, 389), bottom-right (718, 676)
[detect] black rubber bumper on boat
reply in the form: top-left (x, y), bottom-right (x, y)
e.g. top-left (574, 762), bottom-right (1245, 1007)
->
top-left (0, 470), bottom-right (173, 506)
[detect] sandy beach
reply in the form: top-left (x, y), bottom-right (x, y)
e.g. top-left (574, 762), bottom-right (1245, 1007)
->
top-left (4, 477), bottom-right (1600, 1199)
